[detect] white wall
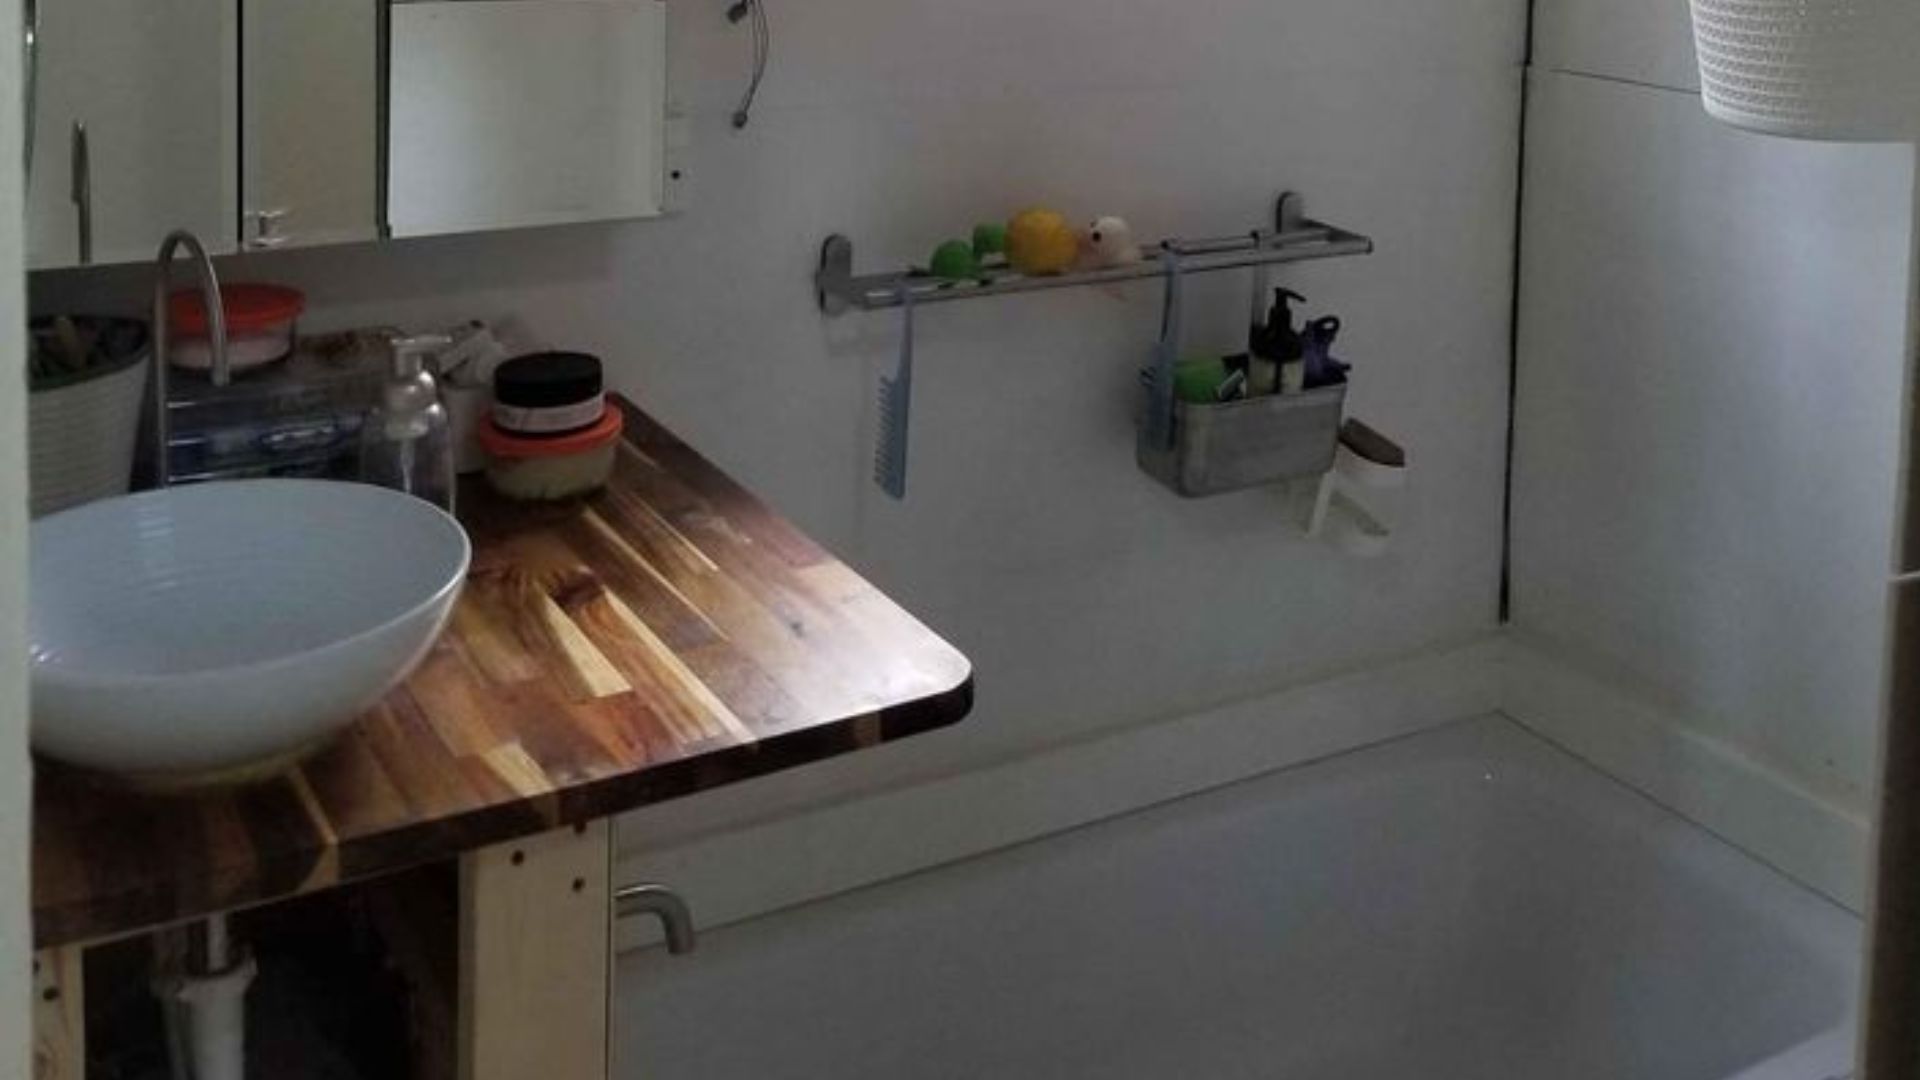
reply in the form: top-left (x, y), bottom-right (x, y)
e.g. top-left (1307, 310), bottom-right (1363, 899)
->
top-left (1, 0), bottom-right (34, 1069)
top-left (1512, 0), bottom-right (1915, 902)
top-left (32, 0), bottom-right (1528, 834)
top-left (1531, 0), bottom-right (1699, 92)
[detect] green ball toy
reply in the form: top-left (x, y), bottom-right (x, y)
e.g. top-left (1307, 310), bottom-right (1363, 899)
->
top-left (930, 239), bottom-right (980, 280)
top-left (972, 222), bottom-right (1008, 259)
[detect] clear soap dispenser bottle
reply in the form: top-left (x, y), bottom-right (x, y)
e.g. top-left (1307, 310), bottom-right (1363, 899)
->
top-left (361, 333), bottom-right (456, 513)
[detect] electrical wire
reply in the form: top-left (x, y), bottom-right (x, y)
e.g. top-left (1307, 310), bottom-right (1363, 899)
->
top-left (729, 0), bottom-right (771, 129)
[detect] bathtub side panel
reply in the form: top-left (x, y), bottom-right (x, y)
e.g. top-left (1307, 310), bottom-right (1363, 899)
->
top-left (613, 720), bottom-right (1860, 1080)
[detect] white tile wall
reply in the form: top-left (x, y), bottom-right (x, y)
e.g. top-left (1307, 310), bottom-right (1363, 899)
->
top-left (1532, 0), bottom-right (1702, 91)
top-left (1512, 68), bottom-right (1914, 816)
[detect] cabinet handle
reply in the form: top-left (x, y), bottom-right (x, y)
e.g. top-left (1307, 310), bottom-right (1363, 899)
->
top-left (21, 0), bottom-right (37, 179)
top-left (613, 884), bottom-right (697, 955)
top-left (69, 122), bottom-right (89, 264)
top-left (245, 207), bottom-right (290, 250)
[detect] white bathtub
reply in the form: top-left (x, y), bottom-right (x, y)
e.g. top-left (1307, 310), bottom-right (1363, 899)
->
top-left (614, 716), bottom-right (1861, 1079)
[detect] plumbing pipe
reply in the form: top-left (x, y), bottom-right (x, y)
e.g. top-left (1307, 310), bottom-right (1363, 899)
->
top-left (171, 956), bottom-right (255, 1080)
top-left (154, 913), bottom-right (255, 1080)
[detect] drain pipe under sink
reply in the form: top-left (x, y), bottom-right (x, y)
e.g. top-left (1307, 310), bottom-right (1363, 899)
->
top-left (154, 912), bottom-right (257, 1080)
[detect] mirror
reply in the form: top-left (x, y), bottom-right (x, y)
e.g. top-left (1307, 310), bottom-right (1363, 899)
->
top-left (241, 0), bottom-right (381, 250)
top-left (26, 0), bottom-right (238, 268)
top-left (26, 0), bottom-right (673, 269)
top-left (389, 0), bottom-right (669, 238)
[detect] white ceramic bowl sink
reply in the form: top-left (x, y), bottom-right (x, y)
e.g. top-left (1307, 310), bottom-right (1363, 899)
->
top-left (30, 479), bottom-right (470, 783)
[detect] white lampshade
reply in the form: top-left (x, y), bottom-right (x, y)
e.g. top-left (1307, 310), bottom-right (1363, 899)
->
top-left (1690, 0), bottom-right (1920, 141)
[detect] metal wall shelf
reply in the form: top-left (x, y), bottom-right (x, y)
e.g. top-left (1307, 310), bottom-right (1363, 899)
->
top-left (815, 192), bottom-right (1373, 316)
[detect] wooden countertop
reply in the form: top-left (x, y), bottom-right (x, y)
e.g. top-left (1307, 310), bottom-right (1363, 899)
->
top-left (32, 398), bottom-right (973, 948)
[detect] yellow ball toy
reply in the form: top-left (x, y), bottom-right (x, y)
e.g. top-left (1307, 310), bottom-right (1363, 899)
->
top-left (1006, 208), bottom-right (1080, 276)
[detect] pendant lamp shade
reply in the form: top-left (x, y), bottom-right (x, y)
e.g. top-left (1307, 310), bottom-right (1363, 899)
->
top-left (1690, 0), bottom-right (1920, 140)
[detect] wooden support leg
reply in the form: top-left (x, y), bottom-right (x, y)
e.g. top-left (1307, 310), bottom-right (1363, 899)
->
top-left (33, 947), bottom-right (84, 1080)
top-left (459, 820), bottom-right (612, 1080)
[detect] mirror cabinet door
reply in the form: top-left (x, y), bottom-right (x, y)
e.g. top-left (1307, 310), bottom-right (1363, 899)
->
top-left (387, 0), bottom-right (668, 239)
top-left (27, 0), bottom-right (238, 269)
top-left (241, 0), bottom-right (381, 251)
top-left (24, 0), bottom-right (670, 268)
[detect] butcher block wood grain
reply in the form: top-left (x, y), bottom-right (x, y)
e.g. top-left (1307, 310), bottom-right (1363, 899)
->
top-left (32, 397), bottom-right (974, 948)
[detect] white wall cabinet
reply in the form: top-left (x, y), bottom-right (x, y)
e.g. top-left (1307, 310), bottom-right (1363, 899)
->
top-left (26, 0), bottom-right (670, 267)
top-left (240, 0), bottom-right (380, 251)
top-left (388, 0), bottom-right (669, 239)
top-left (26, 0), bottom-right (238, 269)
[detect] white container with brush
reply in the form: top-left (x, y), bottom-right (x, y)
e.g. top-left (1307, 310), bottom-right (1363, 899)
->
top-left (28, 316), bottom-right (151, 517)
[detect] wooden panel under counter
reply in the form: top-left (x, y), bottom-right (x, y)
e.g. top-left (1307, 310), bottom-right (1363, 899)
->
top-left (33, 396), bottom-right (974, 948)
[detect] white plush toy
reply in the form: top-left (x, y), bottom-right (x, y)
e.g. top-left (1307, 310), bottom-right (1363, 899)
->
top-left (1085, 216), bottom-right (1140, 267)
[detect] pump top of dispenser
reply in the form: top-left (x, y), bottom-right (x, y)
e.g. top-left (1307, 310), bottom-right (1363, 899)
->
top-left (391, 333), bottom-right (448, 377)
top-left (1252, 288), bottom-right (1306, 364)
top-left (361, 333), bottom-right (457, 512)
top-left (379, 334), bottom-right (452, 417)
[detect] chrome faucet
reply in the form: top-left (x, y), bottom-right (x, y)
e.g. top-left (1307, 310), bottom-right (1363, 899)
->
top-left (149, 229), bottom-right (230, 488)
top-left (615, 884), bottom-right (698, 955)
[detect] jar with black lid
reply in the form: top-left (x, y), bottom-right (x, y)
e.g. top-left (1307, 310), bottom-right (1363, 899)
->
top-left (491, 351), bottom-right (605, 436)
top-left (481, 350), bottom-right (625, 501)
